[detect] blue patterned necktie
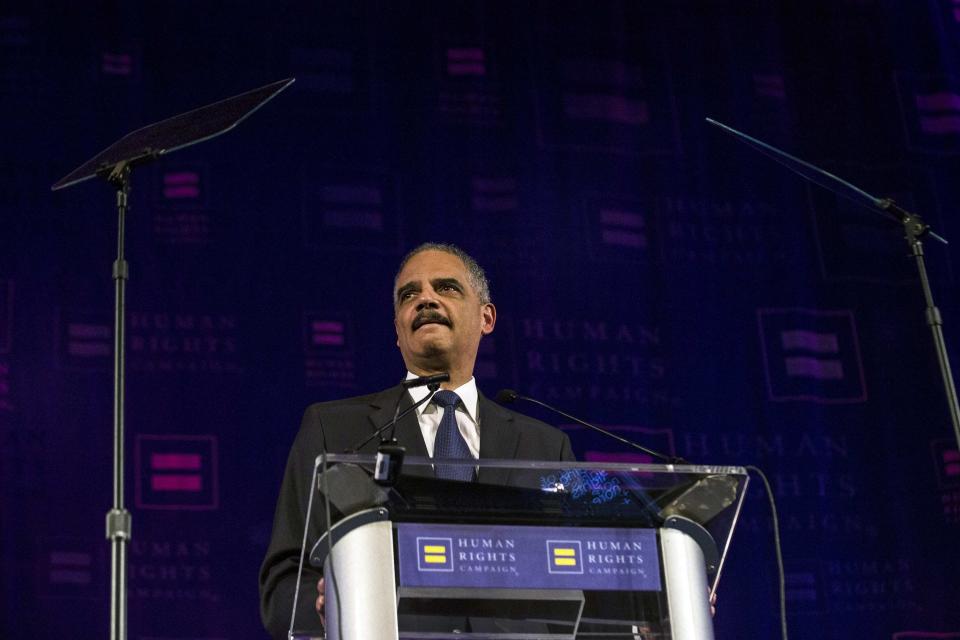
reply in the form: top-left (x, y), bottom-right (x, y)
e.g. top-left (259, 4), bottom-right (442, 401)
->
top-left (432, 390), bottom-right (475, 481)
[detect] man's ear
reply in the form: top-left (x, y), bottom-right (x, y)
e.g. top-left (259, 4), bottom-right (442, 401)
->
top-left (480, 303), bottom-right (496, 335)
top-left (394, 315), bottom-right (401, 346)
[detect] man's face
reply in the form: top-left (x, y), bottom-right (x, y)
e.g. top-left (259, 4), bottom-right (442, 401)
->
top-left (393, 250), bottom-right (495, 373)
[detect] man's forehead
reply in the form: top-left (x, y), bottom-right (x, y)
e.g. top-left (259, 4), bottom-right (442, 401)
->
top-left (395, 251), bottom-right (468, 285)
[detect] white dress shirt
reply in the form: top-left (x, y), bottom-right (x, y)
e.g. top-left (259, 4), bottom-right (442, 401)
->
top-left (405, 372), bottom-right (481, 458)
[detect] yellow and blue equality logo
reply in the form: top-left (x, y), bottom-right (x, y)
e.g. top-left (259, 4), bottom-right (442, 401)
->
top-left (546, 540), bottom-right (583, 574)
top-left (416, 537), bottom-right (454, 572)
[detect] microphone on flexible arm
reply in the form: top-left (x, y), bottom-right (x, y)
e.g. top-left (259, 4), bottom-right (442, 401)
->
top-left (349, 372), bottom-right (450, 484)
top-left (495, 389), bottom-right (688, 465)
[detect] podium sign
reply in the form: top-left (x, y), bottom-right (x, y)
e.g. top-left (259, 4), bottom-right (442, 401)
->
top-left (294, 455), bottom-right (748, 640)
top-left (397, 523), bottom-right (661, 591)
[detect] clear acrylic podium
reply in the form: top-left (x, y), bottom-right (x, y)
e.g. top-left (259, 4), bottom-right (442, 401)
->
top-left (291, 455), bottom-right (748, 640)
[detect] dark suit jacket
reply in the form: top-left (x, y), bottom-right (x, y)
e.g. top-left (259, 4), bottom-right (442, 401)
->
top-left (258, 384), bottom-right (574, 639)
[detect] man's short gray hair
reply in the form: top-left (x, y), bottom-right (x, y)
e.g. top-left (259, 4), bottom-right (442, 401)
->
top-left (394, 242), bottom-right (492, 305)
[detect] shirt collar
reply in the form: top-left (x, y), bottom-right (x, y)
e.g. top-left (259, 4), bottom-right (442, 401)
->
top-left (405, 371), bottom-right (479, 423)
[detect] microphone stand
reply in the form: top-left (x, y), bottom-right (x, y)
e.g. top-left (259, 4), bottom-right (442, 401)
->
top-left (707, 118), bottom-right (960, 453)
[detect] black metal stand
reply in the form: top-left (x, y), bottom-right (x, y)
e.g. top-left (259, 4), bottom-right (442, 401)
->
top-left (890, 200), bottom-right (960, 452)
top-left (50, 78), bottom-right (294, 640)
top-left (106, 162), bottom-right (132, 640)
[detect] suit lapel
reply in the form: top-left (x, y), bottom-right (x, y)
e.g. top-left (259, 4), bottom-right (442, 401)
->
top-left (366, 386), bottom-right (432, 476)
top-left (477, 393), bottom-right (519, 485)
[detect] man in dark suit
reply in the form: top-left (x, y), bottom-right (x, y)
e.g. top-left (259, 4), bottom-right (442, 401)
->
top-left (259, 243), bottom-right (574, 639)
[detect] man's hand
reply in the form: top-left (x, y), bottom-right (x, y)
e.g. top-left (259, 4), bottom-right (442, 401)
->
top-left (710, 589), bottom-right (717, 617)
top-left (315, 577), bottom-right (326, 627)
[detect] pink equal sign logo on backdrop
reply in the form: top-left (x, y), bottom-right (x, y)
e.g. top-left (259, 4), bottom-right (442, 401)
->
top-left (66, 322), bottom-right (111, 358)
top-left (135, 435), bottom-right (218, 510)
top-left (101, 52), bottom-right (132, 76)
top-left (780, 330), bottom-right (843, 380)
top-left (311, 320), bottom-right (345, 347)
top-left (149, 453), bottom-right (202, 492)
top-left (915, 91), bottom-right (960, 135)
top-left (48, 550), bottom-right (92, 586)
top-left (931, 438), bottom-right (960, 489)
top-left (446, 47), bottom-right (486, 77)
top-left (758, 308), bottom-right (866, 404)
top-left (162, 170), bottom-right (201, 200)
top-left (599, 208), bottom-right (647, 249)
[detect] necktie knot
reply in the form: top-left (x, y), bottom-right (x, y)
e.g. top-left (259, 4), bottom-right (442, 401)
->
top-left (432, 389), bottom-right (461, 410)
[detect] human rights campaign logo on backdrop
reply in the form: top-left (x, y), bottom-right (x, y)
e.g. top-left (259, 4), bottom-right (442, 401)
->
top-left (39, 538), bottom-right (103, 601)
top-left (436, 43), bottom-right (505, 127)
top-left (931, 438), bottom-right (960, 525)
top-left (895, 72), bottom-right (960, 155)
top-left (582, 195), bottom-right (657, 265)
top-left (757, 308), bottom-right (866, 403)
top-left (135, 434), bottom-right (219, 510)
top-left (533, 28), bottom-right (680, 156)
top-left (301, 168), bottom-right (401, 253)
top-left (55, 308), bottom-right (112, 371)
top-left (152, 165), bottom-right (213, 246)
top-left (303, 311), bottom-right (358, 390)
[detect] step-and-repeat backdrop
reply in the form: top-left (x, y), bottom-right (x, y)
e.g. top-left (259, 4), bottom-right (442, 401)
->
top-left (2, 2), bottom-right (959, 638)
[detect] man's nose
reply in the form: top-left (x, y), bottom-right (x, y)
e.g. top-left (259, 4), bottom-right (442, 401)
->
top-left (415, 297), bottom-right (440, 311)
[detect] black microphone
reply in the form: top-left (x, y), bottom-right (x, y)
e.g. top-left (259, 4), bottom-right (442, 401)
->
top-left (348, 384), bottom-right (440, 453)
top-left (402, 372), bottom-right (450, 388)
top-left (496, 389), bottom-right (687, 465)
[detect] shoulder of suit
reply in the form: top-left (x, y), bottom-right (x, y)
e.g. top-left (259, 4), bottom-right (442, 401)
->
top-left (304, 386), bottom-right (398, 414)
top-left (480, 394), bottom-right (564, 435)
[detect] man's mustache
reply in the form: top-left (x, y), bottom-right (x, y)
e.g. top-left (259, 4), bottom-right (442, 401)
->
top-left (412, 311), bottom-right (452, 330)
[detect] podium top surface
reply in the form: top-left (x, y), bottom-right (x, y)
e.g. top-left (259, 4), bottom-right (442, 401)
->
top-left (313, 454), bottom-right (747, 555)
top-left (51, 77), bottom-right (294, 191)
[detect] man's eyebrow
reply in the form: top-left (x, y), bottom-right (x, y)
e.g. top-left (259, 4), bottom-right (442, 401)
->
top-left (395, 281), bottom-right (419, 301)
top-left (431, 277), bottom-right (464, 290)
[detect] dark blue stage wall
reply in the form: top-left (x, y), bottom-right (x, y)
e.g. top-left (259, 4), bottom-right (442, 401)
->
top-left (2, 1), bottom-right (960, 638)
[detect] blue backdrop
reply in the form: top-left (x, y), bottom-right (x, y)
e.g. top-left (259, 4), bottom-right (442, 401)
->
top-left (2, 2), bottom-right (960, 639)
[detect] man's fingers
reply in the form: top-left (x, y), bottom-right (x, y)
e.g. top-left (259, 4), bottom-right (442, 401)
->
top-left (316, 577), bottom-right (326, 617)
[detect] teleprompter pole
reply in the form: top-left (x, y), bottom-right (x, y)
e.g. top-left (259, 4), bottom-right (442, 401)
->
top-left (106, 161), bottom-right (132, 640)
